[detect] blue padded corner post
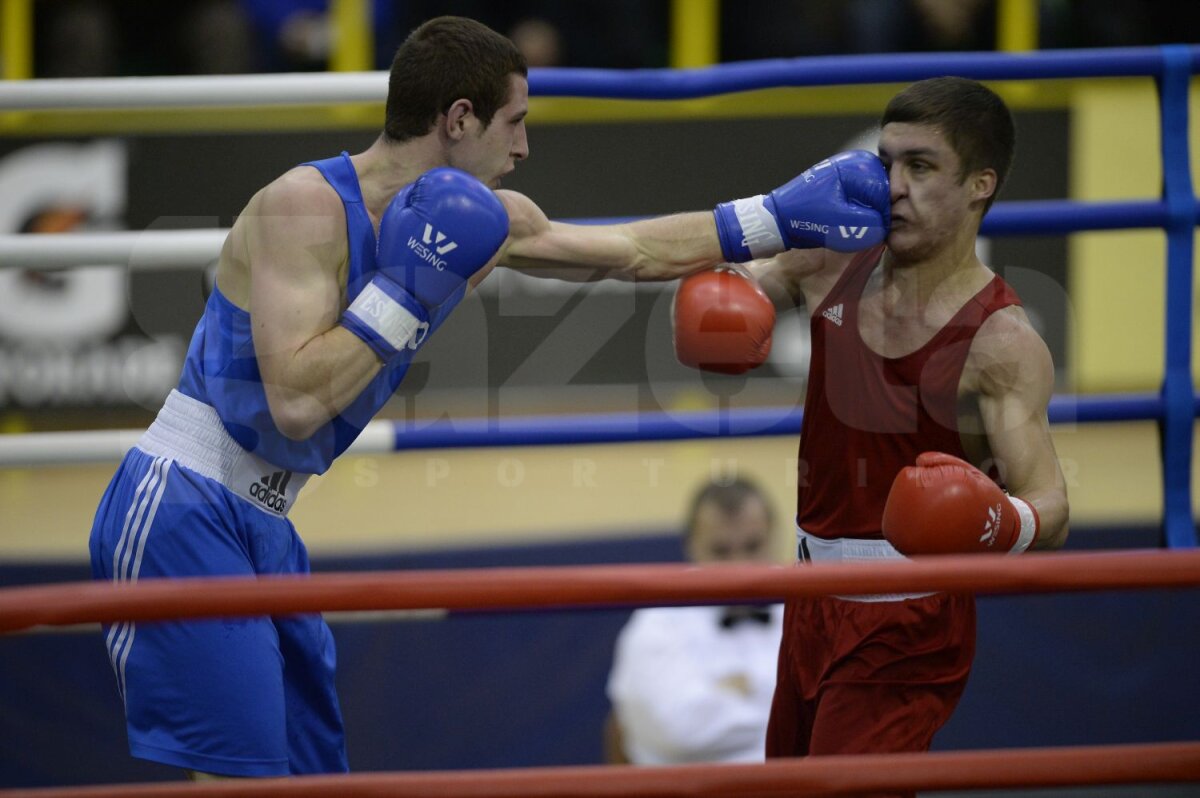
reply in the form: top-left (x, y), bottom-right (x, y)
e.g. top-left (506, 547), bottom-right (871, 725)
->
top-left (1157, 45), bottom-right (1197, 548)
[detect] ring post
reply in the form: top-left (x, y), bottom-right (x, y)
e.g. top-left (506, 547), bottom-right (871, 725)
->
top-left (1156, 45), bottom-right (1197, 548)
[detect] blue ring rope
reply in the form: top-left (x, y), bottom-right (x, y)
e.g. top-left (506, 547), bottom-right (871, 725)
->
top-left (529, 46), bottom-right (1200, 98)
top-left (569, 200), bottom-right (1200, 236)
top-left (387, 393), bottom-right (1194, 452)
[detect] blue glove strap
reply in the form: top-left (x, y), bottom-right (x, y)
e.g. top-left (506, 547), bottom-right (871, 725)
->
top-left (713, 204), bottom-right (750, 263)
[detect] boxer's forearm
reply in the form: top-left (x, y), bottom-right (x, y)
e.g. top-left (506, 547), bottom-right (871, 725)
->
top-left (259, 326), bottom-right (383, 441)
top-left (1020, 487), bottom-right (1069, 550)
top-left (501, 210), bottom-right (722, 282)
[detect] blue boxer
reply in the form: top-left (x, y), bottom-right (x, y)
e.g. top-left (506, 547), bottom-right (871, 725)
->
top-left (86, 151), bottom-right (500, 776)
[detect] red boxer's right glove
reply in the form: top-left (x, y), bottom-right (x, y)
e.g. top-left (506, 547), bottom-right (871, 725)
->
top-left (882, 452), bottom-right (1039, 555)
top-left (672, 266), bottom-right (775, 375)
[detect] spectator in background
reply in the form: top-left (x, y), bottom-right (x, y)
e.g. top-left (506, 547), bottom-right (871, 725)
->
top-left (606, 478), bottom-right (783, 764)
top-left (508, 17), bottom-right (563, 68)
top-left (239, 0), bottom-right (400, 71)
top-left (1039, 0), bottom-right (1200, 49)
top-left (34, 0), bottom-right (253, 76)
top-left (395, 1), bottom-right (667, 68)
top-left (722, 0), bottom-right (995, 60)
top-left (34, 0), bottom-right (116, 77)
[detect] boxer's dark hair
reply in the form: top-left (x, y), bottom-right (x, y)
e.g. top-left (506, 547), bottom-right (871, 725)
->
top-left (684, 477), bottom-right (774, 542)
top-left (385, 16), bottom-right (527, 143)
top-left (882, 77), bottom-right (1015, 212)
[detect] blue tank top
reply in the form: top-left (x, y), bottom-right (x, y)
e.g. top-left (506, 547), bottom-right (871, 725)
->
top-left (176, 152), bottom-right (463, 475)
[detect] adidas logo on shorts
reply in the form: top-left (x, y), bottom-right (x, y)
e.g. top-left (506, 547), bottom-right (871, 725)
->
top-left (822, 303), bottom-right (844, 327)
top-left (249, 469), bottom-right (293, 514)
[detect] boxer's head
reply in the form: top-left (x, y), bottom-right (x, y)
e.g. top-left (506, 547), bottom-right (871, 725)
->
top-left (384, 16), bottom-right (527, 145)
top-left (881, 77), bottom-right (1015, 212)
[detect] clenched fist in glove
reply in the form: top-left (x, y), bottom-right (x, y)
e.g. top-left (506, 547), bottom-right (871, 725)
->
top-left (673, 266), bottom-right (775, 375)
top-left (713, 150), bottom-right (890, 263)
top-left (882, 452), bottom-right (1039, 555)
top-left (342, 167), bottom-right (508, 361)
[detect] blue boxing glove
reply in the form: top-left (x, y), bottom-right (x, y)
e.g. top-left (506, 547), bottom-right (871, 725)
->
top-left (713, 150), bottom-right (890, 262)
top-left (342, 167), bottom-right (508, 361)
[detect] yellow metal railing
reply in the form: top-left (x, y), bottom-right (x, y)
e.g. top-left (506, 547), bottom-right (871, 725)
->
top-left (1, 0), bottom-right (33, 80)
top-left (998, 0), bottom-right (1039, 52)
top-left (670, 0), bottom-right (720, 68)
top-left (330, 0), bottom-right (373, 72)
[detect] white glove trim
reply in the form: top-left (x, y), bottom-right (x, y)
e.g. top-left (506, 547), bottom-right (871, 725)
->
top-left (347, 278), bottom-right (427, 353)
top-left (1007, 496), bottom-right (1038, 554)
top-left (731, 195), bottom-right (785, 259)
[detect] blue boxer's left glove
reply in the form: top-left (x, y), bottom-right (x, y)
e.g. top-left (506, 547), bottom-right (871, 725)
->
top-left (713, 150), bottom-right (890, 262)
top-left (342, 167), bottom-right (508, 361)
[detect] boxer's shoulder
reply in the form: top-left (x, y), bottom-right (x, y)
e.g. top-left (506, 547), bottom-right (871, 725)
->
top-left (234, 169), bottom-right (348, 262)
top-left (966, 306), bottom-right (1051, 396)
top-left (253, 166), bottom-right (344, 218)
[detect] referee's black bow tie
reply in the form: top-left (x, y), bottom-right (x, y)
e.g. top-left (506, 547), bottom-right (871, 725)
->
top-left (718, 605), bottom-right (773, 629)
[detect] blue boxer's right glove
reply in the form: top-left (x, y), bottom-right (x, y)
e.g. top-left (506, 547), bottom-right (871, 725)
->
top-left (713, 150), bottom-right (890, 262)
top-left (342, 167), bottom-right (509, 361)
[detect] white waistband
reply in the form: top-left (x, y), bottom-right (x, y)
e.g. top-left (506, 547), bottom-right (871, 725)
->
top-left (137, 390), bottom-right (310, 517)
top-left (796, 527), bottom-right (935, 603)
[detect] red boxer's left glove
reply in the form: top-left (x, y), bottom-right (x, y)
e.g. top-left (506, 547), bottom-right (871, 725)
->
top-left (882, 452), bottom-right (1039, 555)
top-left (672, 266), bottom-right (775, 375)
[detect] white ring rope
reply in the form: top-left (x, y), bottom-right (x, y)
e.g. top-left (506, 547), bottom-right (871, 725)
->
top-left (0, 71), bottom-right (387, 110)
top-left (0, 421), bottom-right (394, 468)
top-left (0, 230), bottom-right (226, 271)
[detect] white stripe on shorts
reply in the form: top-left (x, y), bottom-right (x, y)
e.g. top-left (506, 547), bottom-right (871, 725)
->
top-left (105, 456), bottom-right (170, 701)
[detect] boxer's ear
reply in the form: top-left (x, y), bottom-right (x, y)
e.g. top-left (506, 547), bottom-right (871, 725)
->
top-left (443, 99), bottom-right (474, 141)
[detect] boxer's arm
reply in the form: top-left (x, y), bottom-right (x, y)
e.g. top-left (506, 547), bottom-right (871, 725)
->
top-left (744, 248), bottom-right (850, 312)
top-left (246, 176), bottom-right (384, 440)
top-left (495, 146), bottom-right (887, 284)
top-left (496, 190), bottom-right (721, 282)
top-left (975, 309), bottom-right (1069, 549)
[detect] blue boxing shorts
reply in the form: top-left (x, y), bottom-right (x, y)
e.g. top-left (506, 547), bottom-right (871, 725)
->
top-left (88, 391), bottom-right (347, 776)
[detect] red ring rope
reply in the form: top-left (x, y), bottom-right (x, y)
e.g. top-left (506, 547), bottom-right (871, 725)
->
top-left (2, 741), bottom-right (1197, 797)
top-left (2, 549), bottom-right (1199, 633)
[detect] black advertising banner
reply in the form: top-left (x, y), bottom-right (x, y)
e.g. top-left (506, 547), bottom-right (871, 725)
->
top-left (0, 113), bottom-right (1067, 425)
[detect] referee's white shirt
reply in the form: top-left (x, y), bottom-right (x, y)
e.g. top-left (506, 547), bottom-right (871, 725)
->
top-left (606, 604), bottom-right (783, 765)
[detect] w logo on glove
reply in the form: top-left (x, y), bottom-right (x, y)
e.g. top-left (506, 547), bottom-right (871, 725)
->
top-left (979, 502), bottom-right (1004, 546)
top-left (422, 224), bottom-right (458, 256)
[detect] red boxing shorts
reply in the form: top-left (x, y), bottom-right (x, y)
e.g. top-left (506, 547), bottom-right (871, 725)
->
top-left (766, 588), bottom-right (975, 766)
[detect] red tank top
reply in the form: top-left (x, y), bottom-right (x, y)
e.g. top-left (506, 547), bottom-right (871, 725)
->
top-left (796, 245), bottom-right (1022, 540)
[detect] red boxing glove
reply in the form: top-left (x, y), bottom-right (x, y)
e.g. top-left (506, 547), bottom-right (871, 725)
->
top-left (673, 266), bottom-right (775, 375)
top-left (882, 452), bottom-right (1039, 555)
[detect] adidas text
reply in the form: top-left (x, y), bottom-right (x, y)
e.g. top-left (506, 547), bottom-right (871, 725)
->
top-left (249, 470), bottom-right (292, 513)
top-left (822, 304), bottom-right (843, 326)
